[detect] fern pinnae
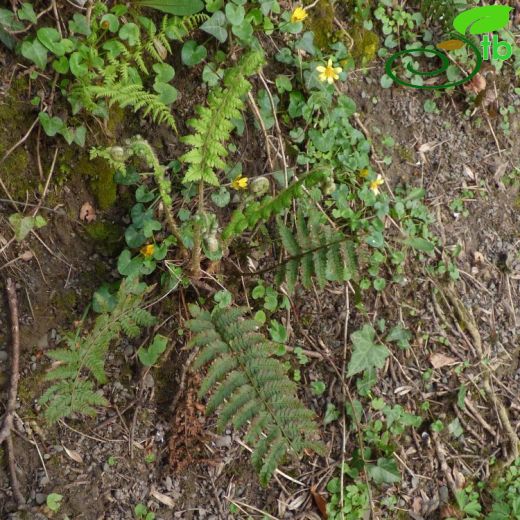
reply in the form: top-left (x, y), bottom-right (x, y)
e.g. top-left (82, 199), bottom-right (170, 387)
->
top-left (187, 305), bottom-right (323, 484)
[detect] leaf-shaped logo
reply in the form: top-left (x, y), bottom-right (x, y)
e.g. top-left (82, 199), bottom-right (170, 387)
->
top-left (453, 5), bottom-right (512, 35)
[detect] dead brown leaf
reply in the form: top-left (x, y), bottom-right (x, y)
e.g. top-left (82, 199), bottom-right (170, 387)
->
top-left (62, 444), bottom-right (84, 464)
top-left (429, 353), bottom-right (458, 369)
top-left (437, 39), bottom-right (465, 51)
top-left (463, 73), bottom-right (486, 95)
top-left (310, 486), bottom-right (328, 519)
top-left (79, 202), bottom-right (96, 223)
top-left (150, 487), bottom-right (175, 508)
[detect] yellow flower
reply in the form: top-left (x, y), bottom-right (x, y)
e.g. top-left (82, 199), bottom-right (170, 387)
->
top-left (140, 244), bottom-right (155, 258)
top-left (316, 58), bottom-right (342, 84)
top-left (291, 6), bottom-right (308, 23)
top-left (231, 176), bottom-right (248, 190)
top-left (359, 168), bottom-right (369, 178)
top-left (370, 175), bottom-right (384, 195)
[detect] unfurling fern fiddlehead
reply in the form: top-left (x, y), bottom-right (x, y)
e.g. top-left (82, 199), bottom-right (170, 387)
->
top-left (187, 305), bottom-right (324, 485)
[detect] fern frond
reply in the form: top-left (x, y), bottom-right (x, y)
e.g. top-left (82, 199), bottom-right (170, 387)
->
top-left (40, 278), bottom-right (155, 423)
top-left (275, 211), bottom-right (359, 293)
top-left (187, 305), bottom-right (323, 485)
top-left (181, 51), bottom-right (264, 186)
top-left (87, 83), bottom-right (177, 132)
top-left (222, 169), bottom-right (328, 241)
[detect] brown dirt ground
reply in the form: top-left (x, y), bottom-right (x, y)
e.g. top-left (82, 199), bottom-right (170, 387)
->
top-left (1, 6), bottom-right (519, 520)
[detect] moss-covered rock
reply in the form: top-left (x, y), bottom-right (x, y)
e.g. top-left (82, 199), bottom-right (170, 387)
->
top-left (351, 26), bottom-right (380, 66)
top-left (77, 156), bottom-right (117, 210)
top-left (85, 220), bottom-right (123, 256)
top-left (304, 0), bottom-right (335, 49)
top-left (0, 77), bottom-right (36, 199)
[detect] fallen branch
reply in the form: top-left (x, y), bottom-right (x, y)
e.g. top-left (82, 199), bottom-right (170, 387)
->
top-left (0, 279), bottom-right (21, 445)
top-left (0, 278), bottom-right (25, 506)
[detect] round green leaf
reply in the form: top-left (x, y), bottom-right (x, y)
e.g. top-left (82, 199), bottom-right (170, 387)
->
top-left (100, 13), bottom-right (119, 32)
top-left (119, 23), bottom-right (140, 46)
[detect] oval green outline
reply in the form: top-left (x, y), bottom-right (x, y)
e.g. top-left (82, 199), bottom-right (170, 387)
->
top-left (384, 34), bottom-right (483, 90)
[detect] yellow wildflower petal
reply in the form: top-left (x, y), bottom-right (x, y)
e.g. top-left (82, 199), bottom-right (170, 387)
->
top-left (231, 176), bottom-right (248, 190)
top-left (370, 175), bottom-right (384, 195)
top-left (291, 6), bottom-right (308, 23)
top-left (316, 65), bottom-right (326, 73)
top-left (140, 244), bottom-right (155, 258)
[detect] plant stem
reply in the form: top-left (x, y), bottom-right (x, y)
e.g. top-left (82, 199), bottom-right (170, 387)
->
top-left (190, 181), bottom-right (205, 278)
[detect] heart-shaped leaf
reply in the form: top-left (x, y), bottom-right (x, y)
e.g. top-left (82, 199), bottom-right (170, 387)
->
top-left (152, 62), bottom-right (175, 82)
top-left (153, 82), bottom-right (178, 104)
top-left (18, 3), bottom-right (37, 24)
top-left (69, 52), bottom-right (89, 77)
top-left (68, 13), bottom-right (91, 36)
top-left (21, 38), bottom-right (48, 68)
top-left (225, 3), bottom-right (245, 25)
top-left (119, 23), bottom-right (140, 46)
top-left (181, 40), bottom-right (207, 66)
top-left (37, 27), bottom-right (69, 56)
top-left (39, 112), bottom-right (65, 137)
top-left (100, 13), bottom-right (120, 32)
top-left (138, 334), bottom-right (168, 366)
top-left (52, 56), bottom-right (69, 74)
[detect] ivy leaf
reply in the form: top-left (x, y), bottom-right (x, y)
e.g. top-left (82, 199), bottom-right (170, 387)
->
top-left (347, 325), bottom-right (390, 377)
top-left (138, 334), bottom-right (168, 366)
top-left (52, 56), bottom-right (69, 74)
top-left (38, 112), bottom-right (65, 137)
top-left (9, 214), bottom-right (45, 241)
top-left (37, 27), bottom-right (67, 56)
top-left (74, 125), bottom-right (87, 147)
top-left (0, 8), bottom-right (24, 30)
top-left (21, 38), bottom-right (48, 69)
top-left (68, 13), bottom-right (91, 36)
top-left (125, 225), bottom-right (147, 248)
top-left (386, 325), bottom-right (411, 349)
top-left (18, 3), bottom-right (37, 24)
top-left (210, 187), bottom-right (230, 207)
top-left (201, 11), bottom-right (228, 43)
top-left (181, 40), bottom-right (207, 66)
top-left (92, 285), bottom-right (117, 313)
top-left (46, 493), bottom-right (63, 513)
top-left (131, 0), bottom-right (204, 16)
top-left (368, 458), bottom-right (401, 485)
